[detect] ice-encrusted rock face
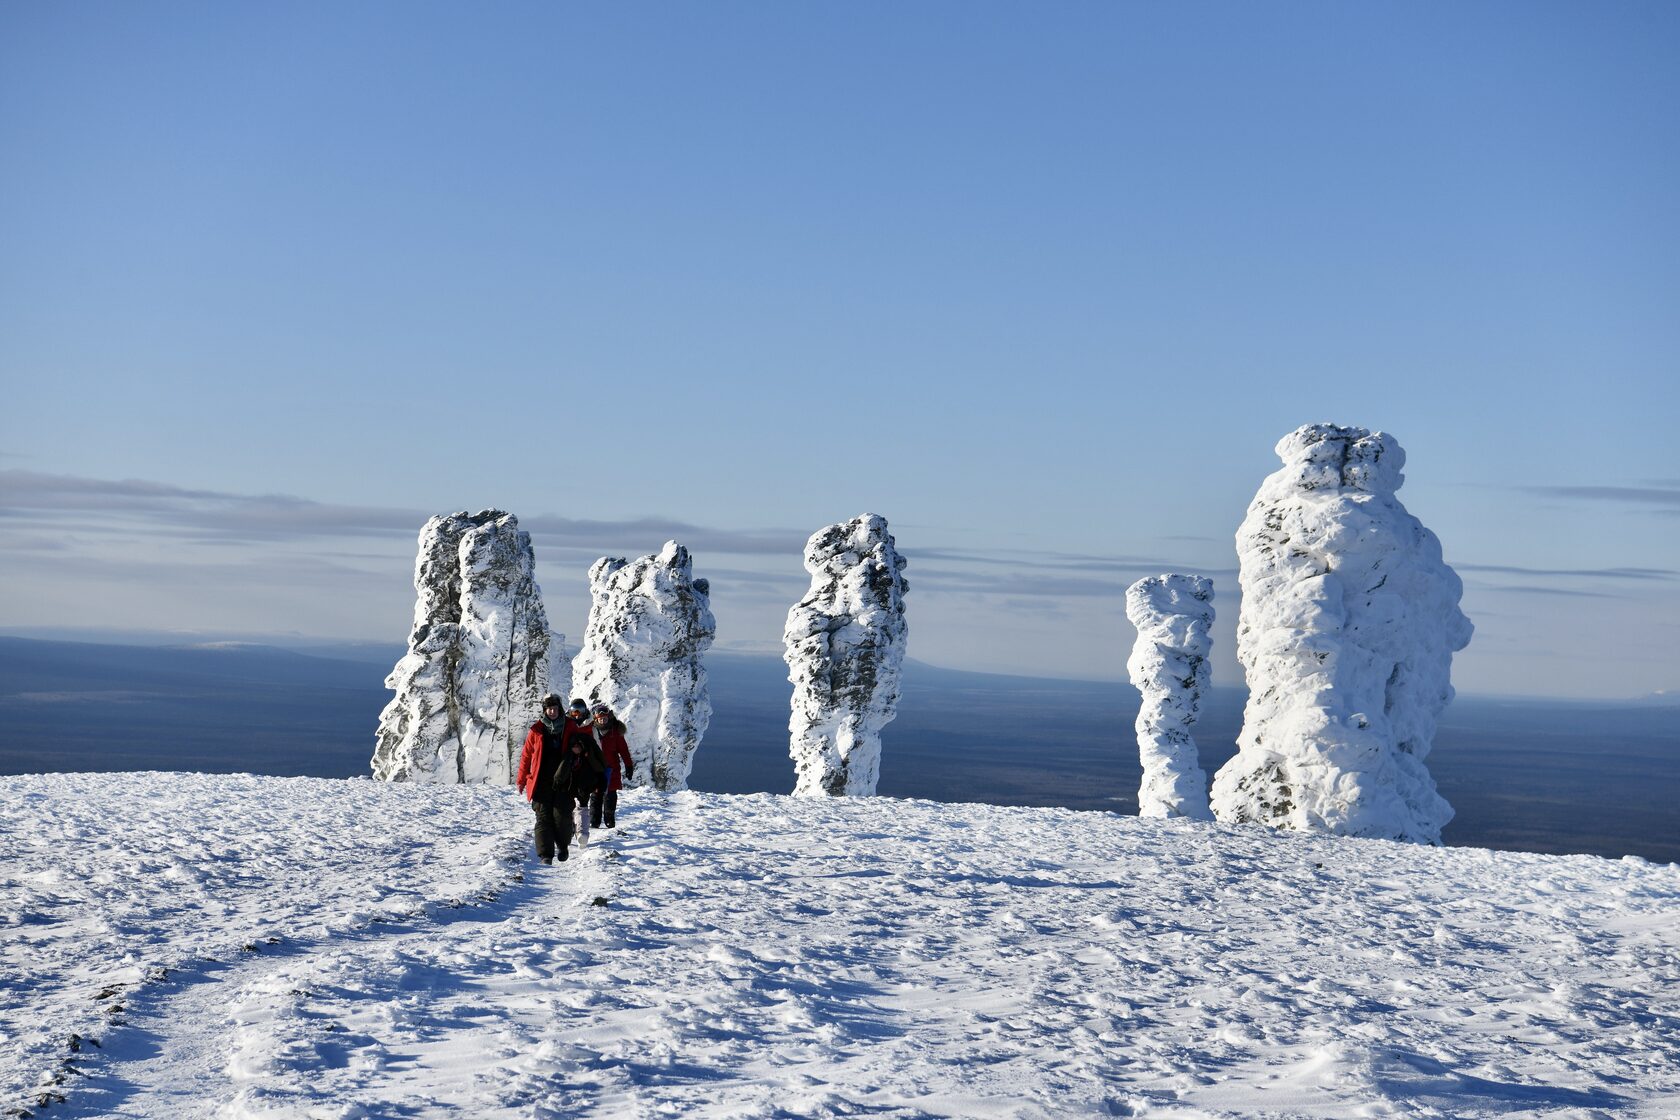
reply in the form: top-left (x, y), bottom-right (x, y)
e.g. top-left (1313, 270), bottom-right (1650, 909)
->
top-left (1125, 574), bottom-right (1215, 821)
top-left (372, 511), bottom-right (550, 785)
top-left (548, 632), bottom-right (573, 704)
top-left (1210, 424), bottom-right (1473, 843)
top-left (784, 514), bottom-right (909, 797)
top-left (571, 541), bottom-right (715, 791)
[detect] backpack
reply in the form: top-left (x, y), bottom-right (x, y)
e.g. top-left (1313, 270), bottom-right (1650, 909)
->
top-left (553, 737), bottom-right (603, 797)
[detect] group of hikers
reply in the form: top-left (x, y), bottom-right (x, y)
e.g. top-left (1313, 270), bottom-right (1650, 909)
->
top-left (515, 694), bottom-right (634, 864)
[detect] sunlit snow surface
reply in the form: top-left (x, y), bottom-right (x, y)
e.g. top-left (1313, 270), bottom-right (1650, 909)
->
top-left (3, 774), bottom-right (1677, 1118)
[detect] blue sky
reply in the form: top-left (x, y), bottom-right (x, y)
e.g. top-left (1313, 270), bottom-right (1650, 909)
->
top-left (2, 2), bottom-right (1676, 698)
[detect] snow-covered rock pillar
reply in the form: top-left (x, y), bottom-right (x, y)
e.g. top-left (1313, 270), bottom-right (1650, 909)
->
top-left (372, 510), bottom-right (551, 784)
top-left (454, 519), bottom-right (551, 784)
top-left (784, 514), bottom-right (909, 797)
top-left (1124, 574), bottom-right (1215, 820)
top-left (548, 631), bottom-right (573, 705)
top-left (571, 541), bottom-right (715, 791)
top-left (1209, 424), bottom-right (1473, 843)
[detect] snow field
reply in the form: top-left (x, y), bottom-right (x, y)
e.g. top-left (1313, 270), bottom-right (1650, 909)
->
top-left (3, 773), bottom-right (1678, 1118)
top-left (1, 773), bottom-right (524, 1113)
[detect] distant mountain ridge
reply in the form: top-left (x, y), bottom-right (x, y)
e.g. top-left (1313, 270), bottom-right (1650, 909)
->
top-left (1, 635), bottom-right (1676, 863)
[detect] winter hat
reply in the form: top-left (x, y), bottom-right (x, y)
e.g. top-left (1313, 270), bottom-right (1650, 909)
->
top-left (541, 694), bottom-right (563, 709)
top-left (591, 703), bottom-right (611, 716)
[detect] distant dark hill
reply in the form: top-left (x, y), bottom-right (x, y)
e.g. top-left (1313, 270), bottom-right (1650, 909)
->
top-left (0, 636), bottom-right (386, 777)
top-left (2, 637), bottom-right (1675, 863)
top-left (699, 652), bottom-right (1222, 813)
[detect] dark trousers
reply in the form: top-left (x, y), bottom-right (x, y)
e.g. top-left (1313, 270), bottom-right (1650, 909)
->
top-left (589, 783), bottom-right (618, 828)
top-left (532, 798), bottom-right (574, 861)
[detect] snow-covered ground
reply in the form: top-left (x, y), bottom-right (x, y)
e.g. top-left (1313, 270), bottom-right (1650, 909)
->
top-left (3, 774), bottom-right (1677, 1119)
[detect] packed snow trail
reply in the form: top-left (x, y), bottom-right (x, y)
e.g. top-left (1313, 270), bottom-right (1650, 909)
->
top-left (4, 775), bottom-right (1678, 1118)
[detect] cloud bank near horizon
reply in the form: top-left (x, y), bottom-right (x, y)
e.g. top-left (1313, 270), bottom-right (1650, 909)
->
top-left (1525, 484), bottom-right (1680, 514)
top-left (2, 469), bottom-right (1674, 698)
top-left (0, 469), bottom-right (1213, 677)
top-left (0, 469), bottom-right (812, 556)
top-left (0, 468), bottom-right (1230, 596)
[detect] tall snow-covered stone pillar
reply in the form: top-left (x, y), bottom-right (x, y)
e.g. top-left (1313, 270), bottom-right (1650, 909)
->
top-left (373, 510), bottom-right (551, 784)
top-left (784, 514), bottom-right (909, 797)
top-left (547, 630), bottom-right (573, 706)
top-left (571, 541), bottom-right (715, 791)
top-left (1210, 424), bottom-right (1473, 843)
top-left (1124, 574), bottom-right (1215, 821)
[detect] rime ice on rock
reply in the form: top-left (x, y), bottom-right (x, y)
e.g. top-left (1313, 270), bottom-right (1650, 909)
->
top-left (1209, 424), bottom-right (1473, 843)
top-left (1125, 575), bottom-right (1215, 821)
top-left (372, 511), bottom-right (550, 785)
top-left (548, 631), bottom-right (573, 705)
top-left (570, 541), bottom-right (715, 791)
top-left (784, 514), bottom-right (909, 797)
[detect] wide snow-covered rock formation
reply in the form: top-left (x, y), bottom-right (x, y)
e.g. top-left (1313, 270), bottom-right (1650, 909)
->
top-left (571, 541), bottom-right (715, 791)
top-left (1125, 574), bottom-right (1215, 820)
top-left (784, 514), bottom-right (909, 797)
top-left (372, 511), bottom-right (550, 785)
top-left (1210, 424), bottom-right (1473, 843)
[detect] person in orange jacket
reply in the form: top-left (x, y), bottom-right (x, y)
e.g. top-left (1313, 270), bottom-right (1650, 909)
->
top-left (589, 703), bottom-right (635, 829)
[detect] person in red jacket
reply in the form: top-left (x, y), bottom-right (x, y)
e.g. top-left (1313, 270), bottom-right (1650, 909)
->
top-left (515, 694), bottom-right (573, 863)
top-left (562, 699), bottom-right (603, 847)
top-left (589, 703), bottom-right (635, 829)
top-left (517, 695), bottom-right (604, 863)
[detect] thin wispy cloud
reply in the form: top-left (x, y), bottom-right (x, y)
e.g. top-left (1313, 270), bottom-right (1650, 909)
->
top-left (908, 564), bottom-right (1233, 600)
top-left (521, 517), bottom-right (806, 557)
top-left (1477, 585), bottom-right (1619, 600)
top-left (0, 470), bottom-right (424, 542)
top-left (1, 471), bottom-right (1231, 597)
top-left (0, 533), bottom-right (72, 554)
top-left (692, 565), bottom-right (808, 590)
top-left (910, 546), bottom-right (1224, 574)
top-left (0, 544), bottom-right (396, 591)
top-left (0, 470), bottom-right (809, 555)
top-left (1457, 563), bottom-right (1678, 582)
top-left (20, 468), bottom-right (1665, 681)
top-left (1525, 484), bottom-right (1680, 513)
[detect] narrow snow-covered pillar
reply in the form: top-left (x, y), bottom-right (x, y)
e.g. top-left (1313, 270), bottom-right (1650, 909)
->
top-left (547, 630), bottom-right (573, 708)
top-left (784, 514), bottom-right (909, 797)
top-left (1124, 574), bottom-right (1215, 820)
top-left (455, 517), bottom-right (551, 784)
top-left (373, 510), bottom-right (551, 784)
top-left (1209, 424), bottom-right (1473, 843)
top-left (571, 541), bottom-right (715, 791)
